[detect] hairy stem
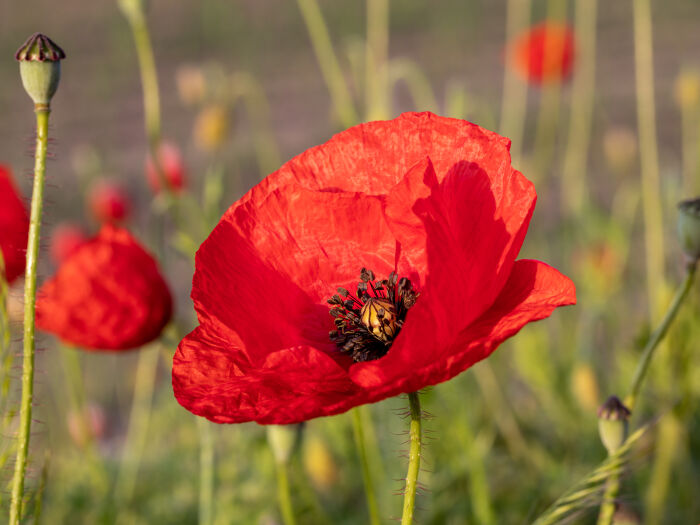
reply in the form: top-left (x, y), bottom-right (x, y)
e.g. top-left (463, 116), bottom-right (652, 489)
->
top-left (197, 418), bottom-right (215, 525)
top-left (9, 107), bottom-right (50, 525)
top-left (352, 408), bottom-right (381, 525)
top-left (401, 392), bottom-right (422, 525)
top-left (625, 262), bottom-right (697, 412)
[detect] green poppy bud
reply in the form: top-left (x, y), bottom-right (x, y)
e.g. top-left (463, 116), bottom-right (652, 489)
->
top-left (597, 395), bottom-right (631, 455)
top-left (15, 33), bottom-right (65, 108)
top-left (267, 424), bottom-right (301, 464)
top-left (677, 198), bottom-right (700, 263)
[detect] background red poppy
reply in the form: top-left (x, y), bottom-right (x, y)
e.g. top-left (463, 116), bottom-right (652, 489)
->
top-left (0, 165), bottom-right (29, 284)
top-left (36, 224), bottom-right (173, 350)
top-left (509, 21), bottom-right (575, 84)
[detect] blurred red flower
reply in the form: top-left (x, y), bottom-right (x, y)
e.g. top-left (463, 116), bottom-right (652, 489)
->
top-left (88, 180), bottom-right (130, 224)
top-left (173, 112), bottom-right (576, 425)
top-left (36, 225), bottom-right (172, 350)
top-left (0, 165), bottom-right (29, 284)
top-left (146, 141), bottom-right (186, 194)
top-left (509, 21), bottom-right (575, 84)
top-left (50, 223), bottom-right (88, 265)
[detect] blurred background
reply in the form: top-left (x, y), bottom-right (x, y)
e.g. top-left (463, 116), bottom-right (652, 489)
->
top-left (1, 0), bottom-right (699, 523)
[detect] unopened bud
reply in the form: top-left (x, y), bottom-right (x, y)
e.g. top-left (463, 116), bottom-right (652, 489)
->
top-left (15, 33), bottom-right (65, 107)
top-left (674, 68), bottom-right (700, 109)
top-left (118, 0), bottom-right (148, 22)
top-left (193, 105), bottom-right (230, 153)
top-left (303, 434), bottom-right (339, 491)
top-left (267, 424), bottom-right (301, 464)
top-left (612, 503), bottom-right (641, 525)
top-left (677, 198), bottom-right (700, 263)
top-left (598, 395), bottom-right (630, 455)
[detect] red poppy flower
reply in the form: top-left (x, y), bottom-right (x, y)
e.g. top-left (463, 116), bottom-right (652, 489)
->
top-left (88, 180), bottom-right (130, 224)
top-left (0, 165), bottom-right (29, 284)
top-left (49, 223), bottom-right (88, 265)
top-left (173, 112), bottom-right (576, 424)
top-left (509, 21), bottom-right (575, 84)
top-left (146, 141), bottom-right (186, 194)
top-left (36, 224), bottom-right (172, 350)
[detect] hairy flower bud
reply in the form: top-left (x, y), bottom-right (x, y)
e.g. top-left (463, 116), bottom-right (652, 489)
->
top-left (677, 198), bottom-right (700, 263)
top-left (597, 395), bottom-right (631, 455)
top-left (15, 33), bottom-right (65, 107)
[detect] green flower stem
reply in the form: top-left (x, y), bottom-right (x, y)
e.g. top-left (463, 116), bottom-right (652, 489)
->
top-left (9, 106), bottom-right (50, 525)
top-left (387, 59), bottom-right (439, 113)
top-left (401, 392), bottom-right (422, 525)
top-left (596, 471), bottom-right (619, 525)
top-left (296, 0), bottom-right (359, 128)
top-left (275, 459), bottom-right (296, 525)
top-left (633, 0), bottom-right (665, 323)
top-left (115, 345), bottom-right (160, 505)
top-left (625, 262), bottom-right (697, 412)
top-left (351, 408), bottom-right (381, 525)
top-left (561, 0), bottom-right (598, 216)
top-left (365, 0), bottom-right (390, 121)
top-left (531, 0), bottom-right (567, 181)
top-left (197, 418), bottom-right (215, 525)
top-left (498, 0), bottom-right (531, 163)
top-left (228, 72), bottom-right (282, 176)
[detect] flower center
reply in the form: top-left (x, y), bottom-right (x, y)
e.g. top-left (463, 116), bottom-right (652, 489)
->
top-left (327, 268), bottom-right (419, 362)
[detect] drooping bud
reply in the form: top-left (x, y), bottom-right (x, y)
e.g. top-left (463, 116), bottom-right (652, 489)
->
top-left (612, 503), bottom-right (642, 525)
top-left (15, 33), bottom-right (65, 108)
top-left (677, 198), bottom-right (700, 263)
top-left (117, 0), bottom-right (147, 22)
top-left (88, 180), bottom-right (131, 224)
top-left (193, 105), bottom-right (230, 153)
top-left (302, 433), bottom-right (339, 491)
top-left (597, 395), bottom-right (631, 455)
top-left (360, 298), bottom-right (398, 342)
top-left (673, 68), bottom-right (700, 110)
top-left (267, 424), bottom-right (302, 464)
top-left (146, 141), bottom-right (186, 194)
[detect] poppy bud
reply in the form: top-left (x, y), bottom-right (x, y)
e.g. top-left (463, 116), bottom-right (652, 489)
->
top-left (267, 424), bottom-right (301, 464)
top-left (570, 362), bottom-right (599, 412)
top-left (88, 180), bottom-right (131, 224)
top-left (597, 395), bottom-right (631, 455)
top-left (15, 33), bottom-right (65, 108)
top-left (360, 298), bottom-right (398, 342)
top-left (612, 503), bottom-right (641, 525)
top-left (50, 223), bottom-right (88, 265)
top-left (146, 141), bottom-right (186, 194)
top-left (602, 126), bottom-right (637, 175)
top-left (677, 198), bottom-right (700, 263)
top-left (193, 105), bottom-right (230, 153)
top-left (303, 433), bottom-right (338, 491)
top-left (176, 65), bottom-right (207, 106)
top-left (673, 68), bottom-right (700, 110)
top-left (67, 403), bottom-right (106, 448)
top-left (117, 0), bottom-right (147, 21)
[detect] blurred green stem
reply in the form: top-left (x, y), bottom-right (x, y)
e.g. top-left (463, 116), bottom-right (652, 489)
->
top-left (388, 58), bottom-right (439, 113)
top-left (596, 471), bottom-right (619, 525)
top-left (197, 418), bottom-right (215, 525)
top-left (229, 72), bottom-right (282, 176)
top-left (401, 392), bottom-right (422, 525)
top-left (275, 459), bottom-right (296, 525)
top-left (296, 0), bottom-right (359, 127)
top-left (633, 0), bottom-right (665, 323)
top-left (351, 408), bottom-right (381, 525)
top-left (625, 262), bottom-right (697, 412)
top-left (499, 0), bottom-right (531, 163)
top-left (532, 0), bottom-right (567, 181)
top-left (365, 0), bottom-right (390, 120)
top-left (561, 0), bottom-right (598, 216)
top-left (115, 346), bottom-right (160, 504)
top-left (9, 107), bottom-right (50, 525)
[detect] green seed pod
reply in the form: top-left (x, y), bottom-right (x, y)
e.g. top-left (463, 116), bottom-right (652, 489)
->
top-left (677, 198), bottom-right (700, 263)
top-left (15, 33), bottom-right (65, 108)
top-left (597, 395), bottom-right (631, 455)
top-left (267, 424), bottom-right (302, 464)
